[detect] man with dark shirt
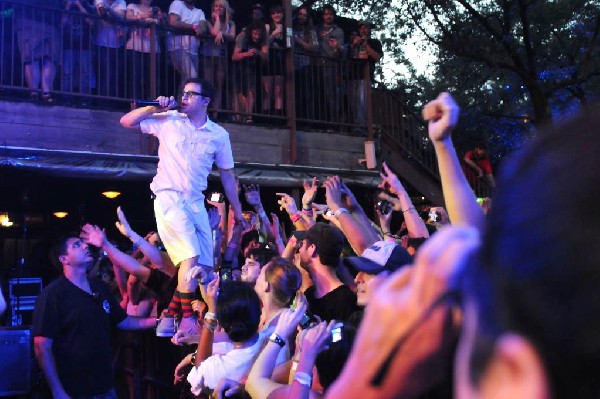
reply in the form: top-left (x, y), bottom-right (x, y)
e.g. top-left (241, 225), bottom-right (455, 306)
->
top-left (297, 222), bottom-right (358, 321)
top-left (33, 235), bottom-right (155, 398)
top-left (349, 20), bottom-right (383, 128)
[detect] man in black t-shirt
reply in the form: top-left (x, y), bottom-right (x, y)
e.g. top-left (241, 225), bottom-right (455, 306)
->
top-left (33, 235), bottom-right (156, 398)
top-left (297, 223), bottom-right (358, 322)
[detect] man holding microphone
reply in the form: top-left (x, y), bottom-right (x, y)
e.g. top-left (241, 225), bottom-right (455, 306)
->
top-left (120, 78), bottom-right (244, 338)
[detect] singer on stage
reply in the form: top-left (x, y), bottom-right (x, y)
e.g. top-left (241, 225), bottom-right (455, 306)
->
top-left (120, 78), bottom-right (244, 337)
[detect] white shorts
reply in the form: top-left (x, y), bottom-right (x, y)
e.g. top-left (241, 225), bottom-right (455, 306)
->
top-left (153, 191), bottom-right (213, 268)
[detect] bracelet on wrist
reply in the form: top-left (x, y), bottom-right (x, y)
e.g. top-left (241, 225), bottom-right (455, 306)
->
top-left (268, 332), bottom-right (285, 347)
top-left (333, 208), bottom-right (349, 218)
top-left (204, 311), bottom-right (216, 321)
top-left (294, 371), bottom-right (312, 387)
top-left (402, 207), bottom-right (416, 214)
top-left (190, 350), bottom-right (197, 365)
top-left (290, 212), bottom-right (302, 223)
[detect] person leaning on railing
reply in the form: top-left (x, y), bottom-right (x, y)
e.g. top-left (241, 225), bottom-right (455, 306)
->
top-left (15, 0), bottom-right (62, 103)
top-left (125, 0), bottom-right (164, 99)
top-left (166, 0), bottom-right (206, 85)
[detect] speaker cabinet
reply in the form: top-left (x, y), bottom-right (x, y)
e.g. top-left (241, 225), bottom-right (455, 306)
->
top-left (0, 327), bottom-right (32, 396)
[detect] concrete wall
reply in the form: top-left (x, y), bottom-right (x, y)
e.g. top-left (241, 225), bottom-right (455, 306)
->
top-left (0, 100), bottom-right (366, 171)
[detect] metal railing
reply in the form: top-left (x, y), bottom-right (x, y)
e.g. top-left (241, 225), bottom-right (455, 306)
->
top-left (0, 0), bottom-right (437, 172)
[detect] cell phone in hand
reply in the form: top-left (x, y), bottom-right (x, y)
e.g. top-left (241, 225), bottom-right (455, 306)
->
top-left (210, 192), bottom-right (224, 202)
top-left (330, 322), bottom-right (343, 343)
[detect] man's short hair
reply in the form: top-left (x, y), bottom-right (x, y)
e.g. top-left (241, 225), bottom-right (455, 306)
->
top-left (182, 78), bottom-right (215, 100)
top-left (322, 4), bottom-right (336, 15)
top-left (305, 222), bottom-right (345, 267)
top-left (246, 246), bottom-right (277, 267)
top-left (49, 233), bottom-right (78, 272)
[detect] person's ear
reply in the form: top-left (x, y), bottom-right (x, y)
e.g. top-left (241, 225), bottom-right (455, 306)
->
top-left (202, 97), bottom-right (211, 106)
top-left (480, 333), bottom-right (550, 399)
top-left (59, 255), bottom-right (68, 265)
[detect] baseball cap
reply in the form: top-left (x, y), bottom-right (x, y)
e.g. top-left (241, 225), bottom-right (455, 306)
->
top-left (304, 222), bottom-right (345, 266)
top-left (344, 240), bottom-right (412, 274)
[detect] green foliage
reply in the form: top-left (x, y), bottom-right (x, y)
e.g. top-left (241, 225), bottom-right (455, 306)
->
top-left (338, 0), bottom-right (600, 159)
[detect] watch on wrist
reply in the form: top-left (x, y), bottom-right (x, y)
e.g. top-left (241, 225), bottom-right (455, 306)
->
top-left (269, 332), bottom-right (285, 347)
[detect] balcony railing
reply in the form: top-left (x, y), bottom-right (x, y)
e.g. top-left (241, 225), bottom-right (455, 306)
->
top-left (0, 0), bottom-right (438, 177)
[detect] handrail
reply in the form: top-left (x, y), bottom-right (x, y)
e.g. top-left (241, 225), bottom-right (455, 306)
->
top-left (0, 0), bottom-right (437, 174)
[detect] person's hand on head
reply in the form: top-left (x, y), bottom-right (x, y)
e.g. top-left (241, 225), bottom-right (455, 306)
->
top-left (80, 224), bottom-right (106, 248)
top-left (422, 92), bottom-right (460, 143)
top-left (302, 177), bottom-right (318, 210)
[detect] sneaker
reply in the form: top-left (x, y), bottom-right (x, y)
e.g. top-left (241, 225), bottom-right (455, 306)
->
top-left (178, 316), bottom-right (201, 337)
top-left (156, 314), bottom-right (177, 337)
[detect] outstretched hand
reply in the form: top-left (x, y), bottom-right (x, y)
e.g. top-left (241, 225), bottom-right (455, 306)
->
top-left (80, 224), bottom-right (107, 248)
top-left (379, 162), bottom-right (405, 196)
top-left (422, 92), bottom-right (460, 143)
top-left (115, 206), bottom-right (135, 239)
top-left (273, 300), bottom-right (307, 340)
top-left (244, 184), bottom-right (263, 208)
top-left (302, 177), bottom-right (318, 209)
top-left (276, 193), bottom-right (299, 216)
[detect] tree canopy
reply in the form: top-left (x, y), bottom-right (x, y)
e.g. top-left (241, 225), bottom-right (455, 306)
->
top-left (336, 0), bottom-right (600, 159)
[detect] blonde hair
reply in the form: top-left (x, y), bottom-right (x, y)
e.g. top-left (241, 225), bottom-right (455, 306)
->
top-left (212, 0), bottom-right (233, 28)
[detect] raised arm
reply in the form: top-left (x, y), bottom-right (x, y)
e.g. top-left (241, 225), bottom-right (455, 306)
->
top-left (246, 303), bottom-right (307, 399)
top-left (423, 93), bottom-right (485, 230)
top-left (115, 207), bottom-right (176, 275)
top-left (244, 184), bottom-right (273, 242)
top-left (80, 224), bottom-right (153, 284)
top-left (323, 176), bottom-right (376, 255)
top-left (119, 96), bottom-right (175, 129)
top-left (379, 162), bottom-right (429, 238)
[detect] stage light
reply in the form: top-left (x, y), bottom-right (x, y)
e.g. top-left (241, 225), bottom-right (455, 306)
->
top-left (53, 212), bottom-right (69, 219)
top-left (102, 191), bottom-right (121, 199)
top-left (0, 213), bottom-right (13, 227)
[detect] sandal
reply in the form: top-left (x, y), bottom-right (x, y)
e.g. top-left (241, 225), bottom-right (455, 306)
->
top-left (41, 92), bottom-right (55, 104)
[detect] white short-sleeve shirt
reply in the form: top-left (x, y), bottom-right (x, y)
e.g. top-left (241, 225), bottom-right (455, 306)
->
top-left (166, 0), bottom-right (205, 53)
top-left (140, 111), bottom-right (234, 202)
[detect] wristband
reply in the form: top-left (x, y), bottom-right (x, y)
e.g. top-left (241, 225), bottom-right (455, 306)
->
top-left (402, 207), bottom-right (416, 214)
top-left (294, 371), bottom-right (312, 387)
top-left (333, 208), bottom-right (349, 218)
top-left (302, 208), bottom-right (313, 215)
top-left (290, 213), bottom-right (302, 223)
top-left (204, 312), bottom-right (216, 321)
top-left (269, 332), bottom-right (285, 347)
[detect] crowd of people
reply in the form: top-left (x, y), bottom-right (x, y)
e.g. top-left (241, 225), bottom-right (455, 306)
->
top-left (24, 70), bottom-right (600, 399)
top-left (7, 0), bottom-right (382, 125)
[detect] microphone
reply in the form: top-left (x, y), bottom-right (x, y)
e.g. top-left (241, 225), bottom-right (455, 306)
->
top-left (133, 99), bottom-right (178, 107)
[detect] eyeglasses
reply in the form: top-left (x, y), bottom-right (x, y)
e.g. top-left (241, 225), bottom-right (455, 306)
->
top-left (181, 91), bottom-right (204, 99)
